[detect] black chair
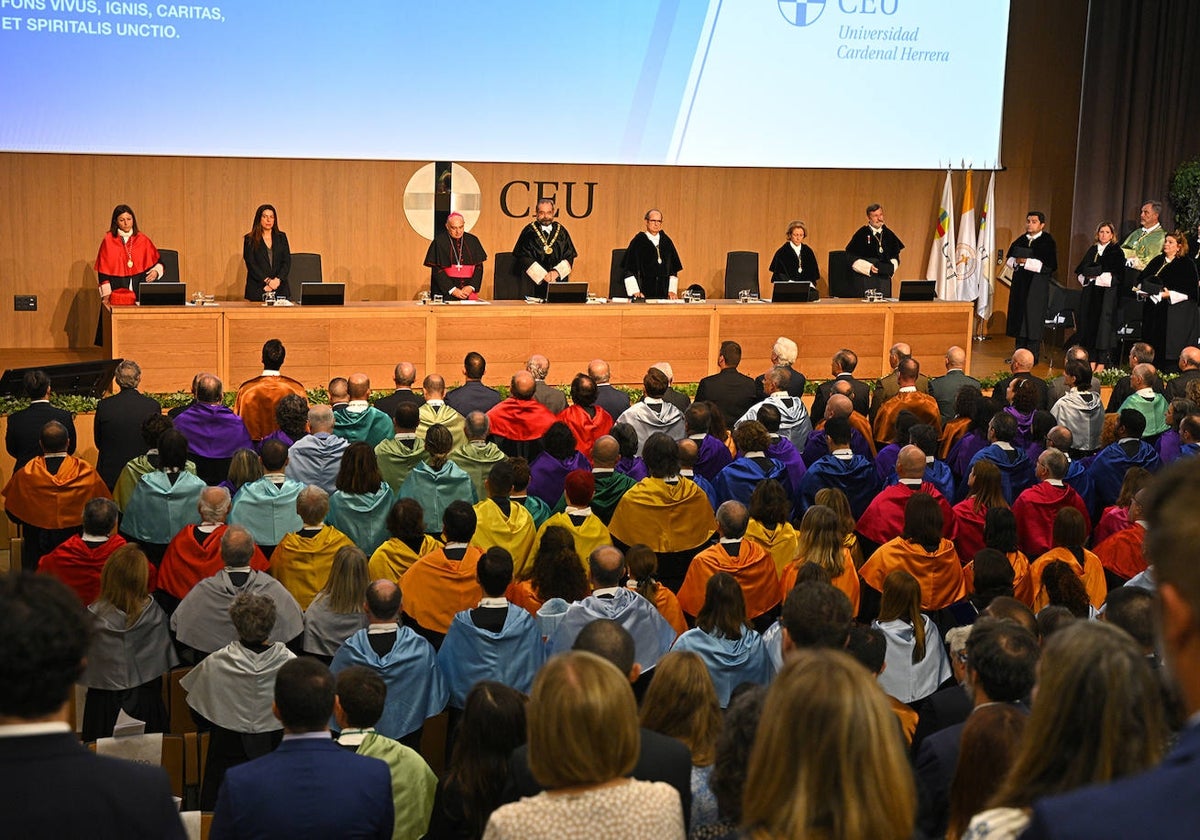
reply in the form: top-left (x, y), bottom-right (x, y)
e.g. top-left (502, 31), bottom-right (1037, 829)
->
top-left (158, 249), bottom-right (180, 285)
top-left (291, 253), bottom-right (323, 285)
top-left (608, 248), bottom-right (627, 299)
top-left (1115, 296), bottom-right (1144, 359)
top-left (1041, 283), bottom-right (1082, 369)
top-left (492, 251), bottom-right (523, 300)
top-left (724, 251), bottom-right (759, 299)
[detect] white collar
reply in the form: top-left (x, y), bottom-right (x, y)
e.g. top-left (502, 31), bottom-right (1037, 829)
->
top-left (348, 399), bottom-right (370, 410)
top-left (743, 450), bottom-right (765, 458)
top-left (1135, 387), bottom-right (1154, 398)
top-left (336, 728), bottom-right (375, 747)
top-left (0, 721), bottom-right (71, 738)
top-left (367, 622), bottom-right (399, 634)
top-left (478, 597), bottom-right (508, 608)
top-left (869, 225), bottom-right (884, 235)
top-left (1027, 231), bottom-right (1042, 241)
top-left (899, 385), bottom-right (917, 393)
top-left (1142, 223), bottom-right (1162, 234)
top-left (592, 586), bottom-right (622, 598)
top-left (592, 468), bottom-right (614, 475)
top-left (643, 397), bottom-right (663, 405)
top-left (832, 448), bottom-right (853, 459)
top-left (565, 505), bottom-right (593, 517)
top-left (444, 541), bottom-right (469, 550)
top-left (1045, 478), bottom-right (1064, 486)
top-left (994, 441), bottom-right (1014, 451)
top-left (718, 536), bottom-right (742, 545)
top-left (643, 231), bottom-right (661, 245)
top-left (898, 478), bottom-right (923, 487)
top-left (261, 369), bottom-right (281, 376)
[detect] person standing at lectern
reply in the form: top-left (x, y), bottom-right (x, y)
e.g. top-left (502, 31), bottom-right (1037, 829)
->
top-left (1004, 210), bottom-right (1057, 362)
top-left (424, 212), bottom-right (487, 300)
top-left (619, 209), bottom-right (683, 300)
top-left (512, 198), bottom-right (578, 299)
top-left (242, 204), bottom-right (291, 302)
top-left (845, 204), bottom-right (904, 288)
top-left (769, 220), bottom-right (821, 284)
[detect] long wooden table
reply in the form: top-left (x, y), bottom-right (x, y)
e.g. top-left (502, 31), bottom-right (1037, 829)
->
top-left (104, 299), bottom-right (974, 393)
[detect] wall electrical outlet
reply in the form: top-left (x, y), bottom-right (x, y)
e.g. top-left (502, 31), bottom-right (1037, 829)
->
top-left (14, 295), bottom-right (36, 311)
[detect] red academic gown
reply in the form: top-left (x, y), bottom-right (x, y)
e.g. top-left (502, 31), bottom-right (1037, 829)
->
top-left (557, 404), bottom-right (614, 460)
top-left (857, 481), bottom-right (956, 547)
top-left (3, 456), bottom-right (111, 528)
top-left (1094, 524), bottom-right (1147, 581)
top-left (157, 524), bottom-right (270, 600)
top-left (1012, 481), bottom-right (1090, 560)
top-left (487, 399), bottom-right (557, 441)
top-left (860, 537), bottom-right (967, 611)
top-left (677, 540), bottom-right (780, 620)
top-left (37, 534), bottom-right (128, 605)
top-left (95, 232), bottom-right (160, 290)
top-left (951, 498), bottom-right (990, 566)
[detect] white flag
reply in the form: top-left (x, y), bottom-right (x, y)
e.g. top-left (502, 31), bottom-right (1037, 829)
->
top-left (975, 172), bottom-right (996, 319)
top-left (955, 172), bottom-right (978, 302)
top-left (927, 171), bottom-right (957, 300)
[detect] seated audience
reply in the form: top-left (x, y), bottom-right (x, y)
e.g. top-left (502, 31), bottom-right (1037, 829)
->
top-left (400, 500), bottom-right (484, 644)
top-left (445, 351), bottom-right (503, 417)
top-left (486, 371), bottom-right (558, 459)
top-left (713, 421), bottom-right (789, 507)
top-left (1027, 507), bottom-right (1105, 612)
top-left (952, 460), bottom-right (1007, 570)
top-left (219, 448), bottom-right (263, 501)
top-left (744, 479), bottom-right (798, 577)
top-left (233, 338), bottom-right (307, 441)
top-left (302, 545), bottom-right (370, 663)
top-left (473, 460), bottom-right (537, 575)
top-left (398, 423), bottom-right (477, 534)
top-left (334, 666), bottom-right (438, 840)
top-left (37, 497), bottom-right (125, 606)
top-left (376, 402), bottom-right (428, 492)
top-left (228, 439), bottom-right (305, 554)
top-left (944, 702), bottom-right (1027, 840)
top-left (685, 401), bottom-right (734, 480)
top-left (171, 373), bottom-right (252, 484)
top-left (678, 500), bottom-right (780, 626)
top-left (120, 428), bottom-right (205, 562)
top-left (1011, 448), bottom-right (1090, 559)
top-left (620, 367), bottom-right (686, 453)
top-left (584, 435), bottom-right (638, 524)
top-left (557, 372), bottom-right (614, 460)
top-left (873, 569), bottom-right (951, 704)
top-left (857, 444), bottom-right (955, 556)
top-left (328, 442), bottom-right (394, 556)
top-left (779, 505), bottom-right (860, 614)
top-left (334, 372), bottom-right (394, 447)
top-left (625, 543), bottom-right (688, 635)
top-left (94, 359), bottom-right (162, 489)
top-left (798, 415), bottom-right (879, 518)
top-left (526, 422), bottom-right (589, 506)
top-left (438, 546), bottom-right (544, 708)
top-left (270, 485), bottom-right (355, 610)
top-left (368, 499), bottom-right (443, 582)
top-left (261, 392), bottom-right (309, 449)
top-left (505, 525), bottom-right (590, 617)
top-left (1088, 409), bottom-right (1162, 508)
top-left (416, 373), bottom-right (466, 448)
top-left (113, 413), bottom-right (192, 510)
top-left (966, 412), bottom-right (1036, 504)
top-left (80, 545), bottom-right (177, 740)
top-left (533, 470), bottom-right (609, 566)
top-left (509, 456), bottom-right (553, 528)
top-left (449, 410), bottom-right (505, 499)
top-left (285, 403), bottom-right (349, 493)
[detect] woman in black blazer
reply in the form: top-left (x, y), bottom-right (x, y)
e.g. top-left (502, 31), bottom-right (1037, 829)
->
top-left (243, 203), bottom-right (291, 300)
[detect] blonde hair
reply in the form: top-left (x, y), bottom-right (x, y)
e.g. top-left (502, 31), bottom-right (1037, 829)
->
top-left (225, 448), bottom-right (264, 491)
top-left (742, 650), bottom-right (916, 840)
top-left (98, 544), bottom-right (151, 628)
top-left (639, 651), bottom-right (722, 765)
top-left (527, 652), bottom-right (639, 789)
top-left (878, 570), bottom-right (926, 662)
top-left (795, 505), bottom-right (846, 578)
top-left (318, 545), bottom-right (369, 614)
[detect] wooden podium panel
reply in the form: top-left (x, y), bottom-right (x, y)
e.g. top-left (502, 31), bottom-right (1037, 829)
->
top-left (106, 300), bottom-right (973, 392)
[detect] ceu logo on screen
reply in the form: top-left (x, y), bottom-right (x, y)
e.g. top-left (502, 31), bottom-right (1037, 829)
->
top-left (778, 0), bottom-right (826, 26)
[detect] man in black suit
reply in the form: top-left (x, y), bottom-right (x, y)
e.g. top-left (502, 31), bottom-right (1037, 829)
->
top-left (694, 340), bottom-right (757, 426)
top-left (929, 346), bottom-right (982, 423)
top-left (588, 357), bottom-right (631, 420)
top-left (914, 616), bottom-right (1038, 839)
top-left (373, 361), bottom-right (425, 421)
top-left (810, 348), bottom-right (870, 419)
top-left (445, 351), bottom-right (502, 417)
top-left (753, 336), bottom-right (807, 400)
top-left (5, 369), bottom-right (76, 471)
top-left (0, 572), bottom-right (184, 838)
top-left (93, 359), bottom-right (162, 489)
top-left (506, 618), bottom-right (693, 823)
top-left (653, 362), bottom-right (691, 413)
top-left (1167, 345), bottom-right (1200, 399)
top-left (990, 349), bottom-right (1049, 410)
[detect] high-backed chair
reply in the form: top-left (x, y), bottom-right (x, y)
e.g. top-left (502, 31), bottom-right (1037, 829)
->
top-left (491, 251), bottom-right (523, 300)
top-left (158, 249), bottom-right (181, 285)
top-left (90, 734), bottom-right (186, 799)
top-left (290, 253), bottom-right (323, 286)
top-left (608, 248), bottom-right (627, 299)
top-left (724, 251), bottom-right (759, 299)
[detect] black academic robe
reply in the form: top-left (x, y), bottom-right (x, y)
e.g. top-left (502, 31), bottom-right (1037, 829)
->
top-left (1005, 231), bottom-right (1057, 340)
top-left (242, 231), bottom-right (291, 301)
top-left (1139, 255), bottom-right (1200, 364)
top-left (1073, 242), bottom-right (1126, 355)
top-left (512, 221), bottom-right (578, 299)
top-left (845, 225), bottom-right (905, 277)
top-left (768, 242), bottom-right (820, 283)
top-left (424, 231), bottom-right (487, 298)
top-left (620, 231), bottom-right (683, 298)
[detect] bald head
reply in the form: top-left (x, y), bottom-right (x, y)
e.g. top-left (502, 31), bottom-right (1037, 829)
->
top-left (945, 346), bottom-right (966, 369)
top-left (196, 373), bottom-right (223, 404)
top-left (1046, 425), bottom-right (1073, 451)
top-left (678, 437), bottom-right (699, 469)
top-left (308, 404), bottom-right (335, 433)
top-left (896, 444), bottom-right (926, 480)
top-left (588, 359), bottom-right (612, 384)
top-left (896, 357), bottom-right (920, 385)
top-left (589, 545), bottom-right (625, 588)
top-left (510, 371), bottom-right (536, 399)
top-left (422, 374), bottom-right (446, 399)
top-left (1180, 346), bottom-right (1200, 372)
top-left (825, 393), bottom-right (853, 421)
top-left (1010, 349), bottom-right (1034, 372)
top-left (199, 486), bottom-right (232, 523)
top-left (392, 362), bottom-right (416, 387)
top-left (347, 373), bottom-right (371, 400)
top-left (889, 342), bottom-right (912, 369)
top-left (465, 411), bottom-right (489, 441)
top-left (365, 580), bottom-right (402, 622)
top-left (592, 435), bottom-right (619, 468)
top-left (328, 377), bottom-right (349, 402)
top-left (1037, 447), bottom-right (1068, 480)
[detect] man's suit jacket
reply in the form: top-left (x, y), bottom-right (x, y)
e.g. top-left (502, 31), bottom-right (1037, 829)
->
top-left (506, 727), bottom-right (693, 826)
top-left (211, 736), bottom-right (393, 839)
top-left (532, 381), bottom-right (567, 414)
top-left (910, 682), bottom-right (972, 754)
top-left (663, 386), bottom-right (690, 413)
top-left (1167, 368), bottom-right (1200, 400)
top-left (595, 382), bottom-right (631, 421)
top-left (1024, 724), bottom-right (1200, 839)
top-left (914, 719), bottom-right (965, 839)
top-left (5, 401), bottom-right (77, 470)
top-left (695, 367), bottom-right (757, 426)
top-left (93, 388), bottom-right (162, 489)
top-left (0, 731), bottom-right (184, 839)
top-left (929, 370), bottom-right (981, 422)
top-left (811, 373), bottom-right (870, 419)
top-left (373, 389), bottom-right (424, 422)
top-left (991, 371), bottom-right (1049, 410)
top-left (444, 380), bottom-right (502, 417)
top-left (1046, 375), bottom-right (1100, 409)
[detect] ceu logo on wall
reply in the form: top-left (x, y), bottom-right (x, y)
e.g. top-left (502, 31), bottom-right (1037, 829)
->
top-left (403, 163), bottom-right (482, 240)
top-left (778, 0), bottom-right (826, 26)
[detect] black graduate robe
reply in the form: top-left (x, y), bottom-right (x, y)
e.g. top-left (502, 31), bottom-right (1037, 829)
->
top-left (1073, 242), bottom-right (1125, 355)
top-left (845, 225), bottom-right (904, 277)
top-left (513, 221), bottom-right (578, 299)
top-left (1005, 231), bottom-right (1057, 340)
top-left (424, 231), bottom-right (487, 298)
top-left (768, 242), bottom-right (820, 283)
top-left (1139, 255), bottom-right (1200, 364)
top-left (619, 231), bottom-right (683, 299)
